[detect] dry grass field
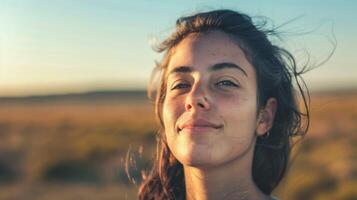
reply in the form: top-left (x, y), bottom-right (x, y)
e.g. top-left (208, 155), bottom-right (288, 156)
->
top-left (0, 90), bottom-right (356, 200)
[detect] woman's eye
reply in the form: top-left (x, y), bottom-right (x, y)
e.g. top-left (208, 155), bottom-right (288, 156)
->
top-left (216, 80), bottom-right (239, 87)
top-left (171, 82), bottom-right (190, 90)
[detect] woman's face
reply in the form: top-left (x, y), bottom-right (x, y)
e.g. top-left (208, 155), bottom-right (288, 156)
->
top-left (162, 31), bottom-right (270, 167)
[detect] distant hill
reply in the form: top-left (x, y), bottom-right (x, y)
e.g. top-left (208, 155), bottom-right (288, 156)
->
top-left (0, 90), bottom-right (149, 105)
top-left (0, 88), bottom-right (356, 105)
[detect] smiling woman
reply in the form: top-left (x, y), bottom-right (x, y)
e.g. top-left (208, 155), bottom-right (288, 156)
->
top-left (139, 9), bottom-right (310, 200)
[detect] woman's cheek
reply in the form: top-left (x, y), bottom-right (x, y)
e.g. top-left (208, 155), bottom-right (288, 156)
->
top-left (163, 98), bottom-right (181, 132)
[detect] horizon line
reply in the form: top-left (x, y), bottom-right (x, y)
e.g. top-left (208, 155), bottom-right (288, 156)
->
top-left (1, 87), bottom-right (357, 99)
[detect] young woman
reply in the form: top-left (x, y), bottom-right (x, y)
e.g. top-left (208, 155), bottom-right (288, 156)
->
top-left (139, 9), bottom-right (310, 200)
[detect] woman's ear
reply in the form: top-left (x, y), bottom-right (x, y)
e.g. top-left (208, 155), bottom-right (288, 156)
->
top-left (255, 97), bottom-right (277, 136)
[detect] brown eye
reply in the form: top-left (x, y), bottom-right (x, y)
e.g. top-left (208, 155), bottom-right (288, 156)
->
top-left (216, 80), bottom-right (239, 87)
top-left (171, 82), bottom-right (191, 90)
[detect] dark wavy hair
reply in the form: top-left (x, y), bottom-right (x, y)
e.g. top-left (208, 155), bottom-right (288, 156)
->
top-left (138, 9), bottom-right (312, 199)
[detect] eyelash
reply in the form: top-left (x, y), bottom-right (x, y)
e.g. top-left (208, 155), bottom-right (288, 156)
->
top-left (171, 80), bottom-right (239, 90)
top-left (215, 80), bottom-right (239, 87)
top-left (171, 82), bottom-right (190, 90)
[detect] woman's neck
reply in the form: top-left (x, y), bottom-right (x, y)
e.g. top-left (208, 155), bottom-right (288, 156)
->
top-left (183, 146), bottom-right (272, 200)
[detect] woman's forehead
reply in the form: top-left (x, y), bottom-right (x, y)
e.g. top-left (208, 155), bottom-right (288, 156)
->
top-left (166, 31), bottom-right (254, 76)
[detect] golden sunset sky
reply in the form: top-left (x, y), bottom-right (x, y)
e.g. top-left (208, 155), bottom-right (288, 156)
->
top-left (1, 0), bottom-right (356, 96)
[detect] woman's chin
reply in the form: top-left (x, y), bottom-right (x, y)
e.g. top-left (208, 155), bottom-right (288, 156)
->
top-left (170, 135), bottom-right (252, 168)
top-left (173, 141), bottom-right (216, 167)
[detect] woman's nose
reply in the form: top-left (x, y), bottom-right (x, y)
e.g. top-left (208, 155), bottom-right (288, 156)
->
top-left (184, 85), bottom-right (210, 112)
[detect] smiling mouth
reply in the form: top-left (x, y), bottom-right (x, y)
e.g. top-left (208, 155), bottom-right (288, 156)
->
top-left (178, 125), bottom-right (223, 134)
top-left (177, 118), bottom-right (223, 134)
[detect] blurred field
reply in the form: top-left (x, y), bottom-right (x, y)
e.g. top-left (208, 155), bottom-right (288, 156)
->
top-left (0, 90), bottom-right (356, 200)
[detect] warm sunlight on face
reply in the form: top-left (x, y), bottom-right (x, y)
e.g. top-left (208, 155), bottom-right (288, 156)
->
top-left (162, 31), bottom-right (263, 167)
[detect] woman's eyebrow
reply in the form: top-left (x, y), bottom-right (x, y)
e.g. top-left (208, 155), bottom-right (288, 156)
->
top-left (168, 62), bottom-right (247, 77)
top-left (168, 66), bottom-right (192, 76)
top-left (210, 62), bottom-right (248, 77)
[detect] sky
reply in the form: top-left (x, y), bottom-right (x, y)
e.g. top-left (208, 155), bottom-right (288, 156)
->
top-left (0, 0), bottom-right (356, 97)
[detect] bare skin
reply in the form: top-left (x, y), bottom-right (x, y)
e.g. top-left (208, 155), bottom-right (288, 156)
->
top-left (184, 141), bottom-right (272, 200)
top-left (162, 31), bottom-right (277, 200)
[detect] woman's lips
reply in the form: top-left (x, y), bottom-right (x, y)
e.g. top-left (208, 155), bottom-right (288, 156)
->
top-left (178, 119), bottom-right (223, 134)
top-left (180, 126), bottom-right (221, 134)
